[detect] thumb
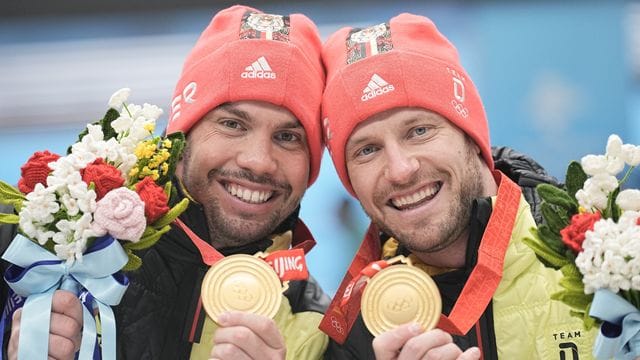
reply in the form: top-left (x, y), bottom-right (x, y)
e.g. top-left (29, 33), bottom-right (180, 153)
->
top-left (372, 323), bottom-right (423, 360)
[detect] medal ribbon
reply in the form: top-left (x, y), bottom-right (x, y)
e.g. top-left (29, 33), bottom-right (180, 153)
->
top-left (320, 171), bottom-right (521, 343)
top-left (174, 218), bottom-right (314, 280)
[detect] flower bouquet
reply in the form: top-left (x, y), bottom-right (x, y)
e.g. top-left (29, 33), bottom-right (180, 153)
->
top-left (524, 134), bottom-right (640, 359)
top-left (0, 88), bottom-right (189, 359)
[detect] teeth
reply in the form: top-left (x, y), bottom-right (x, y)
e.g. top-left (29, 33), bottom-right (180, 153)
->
top-left (225, 183), bottom-right (273, 204)
top-left (391, 183), bottom-right (441, 208)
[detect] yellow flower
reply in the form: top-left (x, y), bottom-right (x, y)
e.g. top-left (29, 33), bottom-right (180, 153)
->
top-left (161, 163), bottom-right (169, 175)
top-left (163, 139), bottom-right (172, 149)
top-left (144, 123), bottom-right (156, 133)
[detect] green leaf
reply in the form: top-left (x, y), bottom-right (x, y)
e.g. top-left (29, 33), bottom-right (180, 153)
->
top-left (605, 187), bottom-right (621, 222)
top-left (541, 203), bottom-right (570, 234)
top-left (559, 263), bottom-right (582, 279)
top-left (124, 225), bottom-right (171, 251)
top-left (536, 224), bottom-right (566, 254)
top-left (522, 236), bottom-right (569, 269)
top-left (558, 276), bottom-right (585, 293)
top-left (0, 181), bottom-right (26, 208)
top-left (100, 108), bottom-right (120, 140)
top-left (0, 213), bottom-right (19, 224)
top-left (152, 198), bottom-right (189, 228)
top-left (156, 132), bottom-right (185, 185)
top-left (122, 250), bottom-right (142, 272)
top-left (565, 161), bottom-right (588, 199)
top-left (536, 184), bottom-right (578, 212)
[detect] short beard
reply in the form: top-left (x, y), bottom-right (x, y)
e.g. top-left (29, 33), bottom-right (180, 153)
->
top-left (179, 143), bottom-right (300, 249)
top-left (374, 139), bottom-right (486, 254)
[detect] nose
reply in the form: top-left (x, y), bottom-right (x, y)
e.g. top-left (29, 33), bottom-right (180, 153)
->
top-left (236, 136), bottom-right (278, 176)
top-left (383, 144), bottom-right (419, 184)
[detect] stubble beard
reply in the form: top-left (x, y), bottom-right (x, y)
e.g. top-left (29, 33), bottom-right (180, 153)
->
top-left (180, 147), bottom-right (300, 249)
top-left (371, 146), bottom-right (485, 255)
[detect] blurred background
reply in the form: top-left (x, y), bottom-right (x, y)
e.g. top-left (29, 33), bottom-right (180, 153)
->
top-left (1, 0), bottom-right (639, 296)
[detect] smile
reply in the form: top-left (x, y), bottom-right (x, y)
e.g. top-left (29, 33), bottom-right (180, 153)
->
top-left (224, 183), bottom-right (273, 204)
top-left (390, 182), bottom-right (442, 210)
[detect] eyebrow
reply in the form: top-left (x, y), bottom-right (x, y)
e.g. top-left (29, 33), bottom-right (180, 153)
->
top-left (217, 103), bottom-right (303, 130)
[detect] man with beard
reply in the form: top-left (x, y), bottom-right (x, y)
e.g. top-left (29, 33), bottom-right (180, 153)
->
top-left (318, 13), bottom-right (596, 360)
top-left (3, 5), bottom-right (329, 360)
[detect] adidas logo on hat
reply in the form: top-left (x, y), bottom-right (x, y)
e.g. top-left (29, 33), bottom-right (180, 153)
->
top-left (241, 56), bottom-right (277, 79)
top-left (361, 74), bottom-right (394, 101)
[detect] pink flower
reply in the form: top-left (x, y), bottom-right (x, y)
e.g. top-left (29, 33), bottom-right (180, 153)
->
top-left (92, 188), bottom-right (146, 242)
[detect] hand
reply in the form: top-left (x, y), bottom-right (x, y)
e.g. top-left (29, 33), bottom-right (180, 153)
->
top-left (372, 323), bottom-right (481, 360)
top-left (8, 290), bottom-right (83, 360)
top-left (209, 311), bottom-right (286, 360)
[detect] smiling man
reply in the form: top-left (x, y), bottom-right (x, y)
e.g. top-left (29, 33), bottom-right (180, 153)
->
top-left (3, 5), bottom-right (329, 360)
top-left (113, 6), bottom-right (329, 360)
top-left (319, 13), bottom-right (596, 360)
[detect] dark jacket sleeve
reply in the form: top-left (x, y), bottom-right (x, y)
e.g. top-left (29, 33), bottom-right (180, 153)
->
top-left (492, 146), bottom-right (561, 225)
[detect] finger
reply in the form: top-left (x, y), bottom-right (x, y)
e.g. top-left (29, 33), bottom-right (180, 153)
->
top-left (373, 323), bottom-right (424, 360)
top-left (49, 312), bottom-right (82, 352)
top-left (416, 342), bottom-right (461, 360)
top-left (397, 329), bottom-right (454, 360)
top-left (217, 312), bottom-right (285, 350)
top-left (209, 342), bottom-right (252, 360)
top-left (213, 324), bottom-right (285, 360)
top-left (51, 290), bottom-right (83, 324)
top-left (8, 310), bottom-right (21, 360)
top-left (457, 347), bottom-right (481, 360)
top-left (48, 333), bottom-right (77, 360)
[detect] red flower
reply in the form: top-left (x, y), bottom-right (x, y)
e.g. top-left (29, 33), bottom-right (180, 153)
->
top-left (135, 177), bottom-right (169, 224)
top-left (560, 212), bottom-right (602, 253)
top-left (17, 151), bottom-right (60, 194)
top-left (81, 159), bottom-right (125, 200)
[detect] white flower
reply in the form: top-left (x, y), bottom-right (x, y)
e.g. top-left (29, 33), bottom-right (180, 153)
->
top-left (140, 103), bottom-right (163, 121)
top-left (581, 155), bottom-right (609, 176)
top-left (576, 174), bottom-right (619, 210)
top-left (23, 184), bottom-right (59, 224)
top-left (621, 144), bottom-right (640, 167)
top-left (616, 189), bottom-right (640, 211)
top-left (111, 115), bottom-right (134, 135)
top-left (606, 134), bottom-right (623, 157)
top-left (108, 88), bottom-right (131, 110)
top-left (60, 193), bottom-right (80, 216)
top-left (577, 213), bottom-right (640, 293)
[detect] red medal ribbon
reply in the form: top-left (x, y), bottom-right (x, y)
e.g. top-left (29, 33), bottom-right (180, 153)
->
top-left (173, 218), bottom-right (313, 279)
top-left (320, 171), bottom-right (521, 343)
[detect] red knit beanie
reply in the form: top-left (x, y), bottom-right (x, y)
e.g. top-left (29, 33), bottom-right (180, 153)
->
top-left (322, 13), bottom-right (493, 195)
top-left (166, 5), bottom-right (325, 186)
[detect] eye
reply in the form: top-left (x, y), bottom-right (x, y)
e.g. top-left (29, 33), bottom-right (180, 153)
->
top-left (411, 126), bottom-right (427, 137)
top-left (274, 131), bottom-right (300, 142)
top-left (220, 119), bottom-right (243, 129)
top-left (356, 145), bottom-right (378, 157)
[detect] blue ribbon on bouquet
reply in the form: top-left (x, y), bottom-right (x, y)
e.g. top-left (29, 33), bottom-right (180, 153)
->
top-left (2, 234), bottom-right (129, 360)
top-left (589, 289), bottom-right (640, 359)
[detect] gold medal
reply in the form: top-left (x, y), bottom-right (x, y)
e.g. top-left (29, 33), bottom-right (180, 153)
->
top-left (361, 256), bottom-right (441, 337)
top-left (201, 253), bottom-right (283, 323)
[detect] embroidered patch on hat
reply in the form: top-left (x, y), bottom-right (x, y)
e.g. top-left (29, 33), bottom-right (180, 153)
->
top-left (346, 23), bottom-right (393, 64)
top-left (240, 11), bottom-right (290, 42)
